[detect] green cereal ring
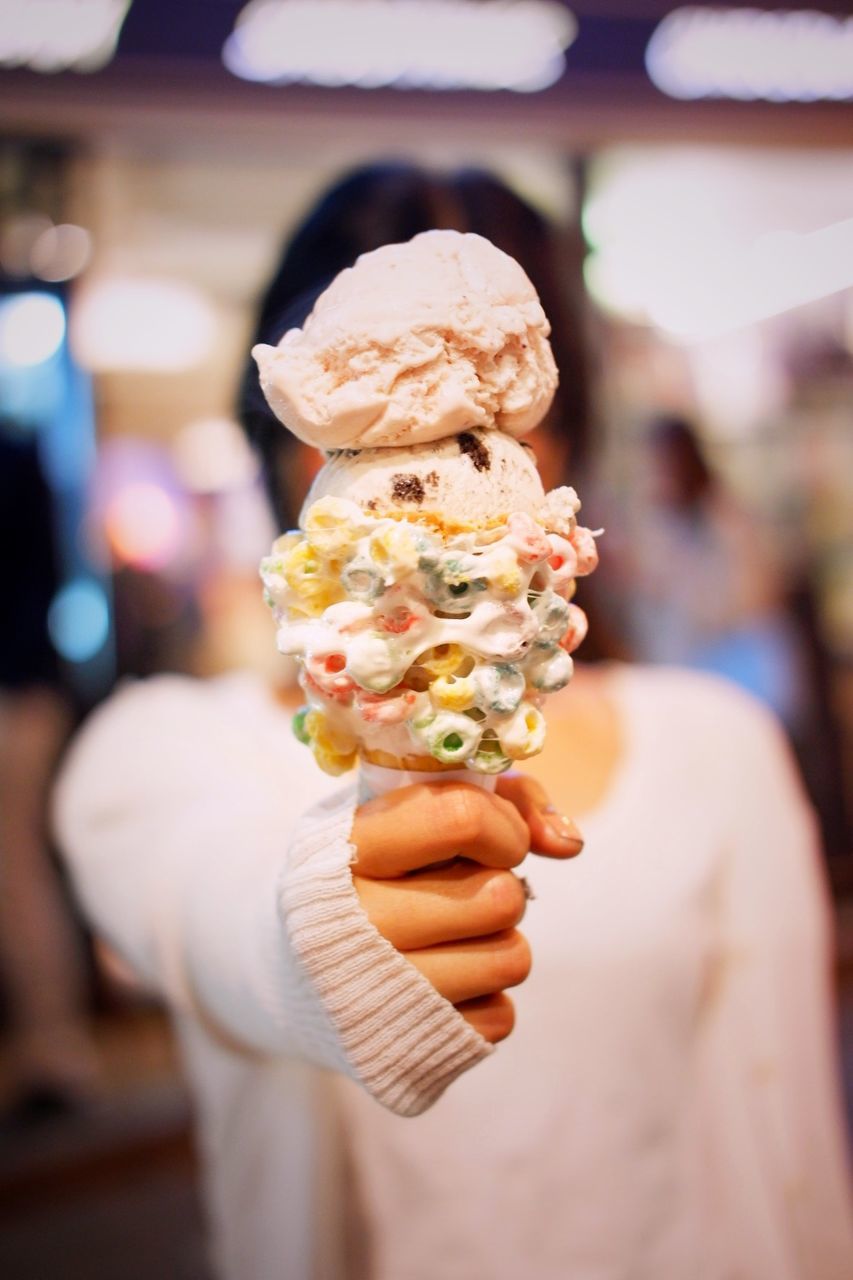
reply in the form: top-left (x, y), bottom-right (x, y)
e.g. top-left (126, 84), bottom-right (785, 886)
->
top-left (341, 556), bottom-right (385, 602)
top-left (292, 707), bottom-right (311, 745)
top-left (424, 712), bottom-right (480, 764)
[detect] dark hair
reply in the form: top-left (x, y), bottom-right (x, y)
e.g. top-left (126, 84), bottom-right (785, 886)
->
top-left (238, 162), bottom-right (591, 529)
top-left (649, 415), bottom-right (713, 508)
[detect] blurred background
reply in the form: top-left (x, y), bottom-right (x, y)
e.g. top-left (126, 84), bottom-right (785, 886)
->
top-left (0, 1), bottom-right (851, 1275)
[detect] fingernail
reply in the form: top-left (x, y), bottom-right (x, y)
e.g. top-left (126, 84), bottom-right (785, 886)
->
top-left (543, 808), bottom-right (584, 846)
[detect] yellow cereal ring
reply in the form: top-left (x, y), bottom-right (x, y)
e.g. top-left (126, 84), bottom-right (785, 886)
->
top-left (303, 708), bottom-right (324, 738)
top-left (430, 675), bottom-right (476, 712)
top-left (312, 742), bottom-right (358, 776)
top-left (290, 580), bottom-right (342, 617)
top-left (283, 545), bottom-right (343, 612)
top-left (495, 568), bottom-right (522, 595)
top-left (287, 597), bottom-right (325, 621)
top-left (489, 549), bottom-right (523, 596)
top-left (499, 705), bottom-right (546, 760)
top-left (304, 710), bottom-right (356, 755)
top-left (368, 524), bottom-right (419, 572)
top-left (283, 540), bottom-right (322, 586)
top-left (419, 644), bottom-right (466, 677)
top-left (272, 531), bottom-right (302, 557)
top-left (303, 497), bottom-right (360, 555)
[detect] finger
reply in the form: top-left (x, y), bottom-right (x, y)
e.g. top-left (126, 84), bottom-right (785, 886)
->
top-left (403, 928), bottom-right (532, 1005)
top-left (455, 993), bottom-right (515, 1044)
top-left (351, 782), bottom-right (531, 878)
top-left (495, 774), bottom-right (584, 859)
top-left (352, 862), bottom-right (527, 951)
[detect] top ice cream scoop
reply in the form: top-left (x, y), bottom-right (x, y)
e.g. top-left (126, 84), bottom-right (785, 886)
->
top-left (252, 230), bottom-right (558, 451)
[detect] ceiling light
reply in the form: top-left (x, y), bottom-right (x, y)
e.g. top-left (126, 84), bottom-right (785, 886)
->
top-left (0, 0), bottom-right (132, 74)
top-left (224, 0), bottom-right (576, 93)
top-left (646, 7), bottom-right (853, 102)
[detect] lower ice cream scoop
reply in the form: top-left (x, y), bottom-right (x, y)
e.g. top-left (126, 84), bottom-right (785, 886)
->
top-left (262, 455), bottom-right (598, 776)
top-left (302, 429), bottom-right (545, 532)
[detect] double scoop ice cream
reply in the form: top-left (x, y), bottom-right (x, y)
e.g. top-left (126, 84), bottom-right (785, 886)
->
top-left (255, 230), bottom-right (598, 777)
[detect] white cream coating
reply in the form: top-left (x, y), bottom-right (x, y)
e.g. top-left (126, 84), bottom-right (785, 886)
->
top-left (252, 231), bottom-right (558, 450)
top-left (302, 430), bottom-right (545, 529)
top-left (261, 491), bottom-right (597, 774)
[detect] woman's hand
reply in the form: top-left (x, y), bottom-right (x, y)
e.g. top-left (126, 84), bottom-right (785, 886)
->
top-left (351, 777), bottom-right (582, 1045)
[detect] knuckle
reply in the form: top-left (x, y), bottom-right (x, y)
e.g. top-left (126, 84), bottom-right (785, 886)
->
top-left (441, 785), bottom-right (486, 848)
top-left (518, 774), bottom-right (549, 810)
top-left (482, 871), bottom-right (526, 931)
top-left (506, 828), bottom-right (531, 869)
top-left (490, 997), bottom-right (516, 1043)
top-left (494, 929), bottom-right (532, 990)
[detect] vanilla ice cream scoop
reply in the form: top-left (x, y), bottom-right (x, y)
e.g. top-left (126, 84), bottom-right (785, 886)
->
top-left (253, 230), bottom-right (558, 450)
top-left (302, 430), bottom-right (544, 531)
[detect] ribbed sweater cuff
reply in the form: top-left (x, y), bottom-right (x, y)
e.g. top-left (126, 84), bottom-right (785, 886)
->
top-left (280, 786), bottom-right (492, 1117)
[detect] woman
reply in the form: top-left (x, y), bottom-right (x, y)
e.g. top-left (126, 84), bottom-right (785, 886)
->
top-left (54, 165), bottom-right (853, 1279)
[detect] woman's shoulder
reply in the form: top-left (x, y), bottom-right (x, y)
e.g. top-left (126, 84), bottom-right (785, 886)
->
top-left (70, 671), bottom-right (260, 748)
top-left (613, 664), bottom-right (809, 847)
top-left (57, 671), bottom-right (303, 805)
top-left (614, 663), bottom-right (794, 800)
top-left (619, 662), bottom-right (784, 743)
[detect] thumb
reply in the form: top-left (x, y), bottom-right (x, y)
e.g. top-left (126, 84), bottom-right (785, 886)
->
top-left (495, 774), bottom-right (584, 859)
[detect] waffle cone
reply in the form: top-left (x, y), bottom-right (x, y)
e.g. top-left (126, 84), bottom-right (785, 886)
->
top-left (361, 748), bottom-right (461, 773)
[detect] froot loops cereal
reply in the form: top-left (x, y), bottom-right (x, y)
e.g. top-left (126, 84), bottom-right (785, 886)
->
top-left (262, 493), bottom-right (598, 775)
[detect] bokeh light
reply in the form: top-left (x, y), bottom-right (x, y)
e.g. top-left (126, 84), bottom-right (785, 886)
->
top-left (71, 276), bottom-right (216, 372)
top-left (30, 223), bottom-right (93, 282)
top-left (0, 292), bottom-right (66, 367)
top-left (583, 152), bottom-right (853, 344)
top-left (48, 578), bottom-right (110, 663)
top-left (103, 482), bottom-right (182, 570)
top-left (172, 417), bottom-right (260, 494)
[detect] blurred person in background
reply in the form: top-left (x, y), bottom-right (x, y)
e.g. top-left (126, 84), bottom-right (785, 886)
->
top-left (615, 415), bottom-right (850, 861)
top-left (53, 166), bottom-right (853, 1280)
top-left (0, 429), bottom-right (98, 1122)
top-left (620, 415), bottom-right (808, 731)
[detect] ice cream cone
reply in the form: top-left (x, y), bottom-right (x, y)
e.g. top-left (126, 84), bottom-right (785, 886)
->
top-left (361, 748), bottom-right (461, 772)
top-left (358, 750), bottom-right (499, 802)
top-left (256, 230), bottom-right (598, 784)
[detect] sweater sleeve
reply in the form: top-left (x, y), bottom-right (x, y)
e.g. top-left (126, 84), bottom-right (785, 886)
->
top-left (696, 695), bottom-right (853, 1279)
top-left (52, 676), bottom-right (490, 1116)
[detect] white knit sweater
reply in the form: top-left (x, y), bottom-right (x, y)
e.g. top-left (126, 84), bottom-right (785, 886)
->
top-left (53, 667), bottom-right (853, 1280)
top-left (53, 674), bottom-right (490, 1118)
